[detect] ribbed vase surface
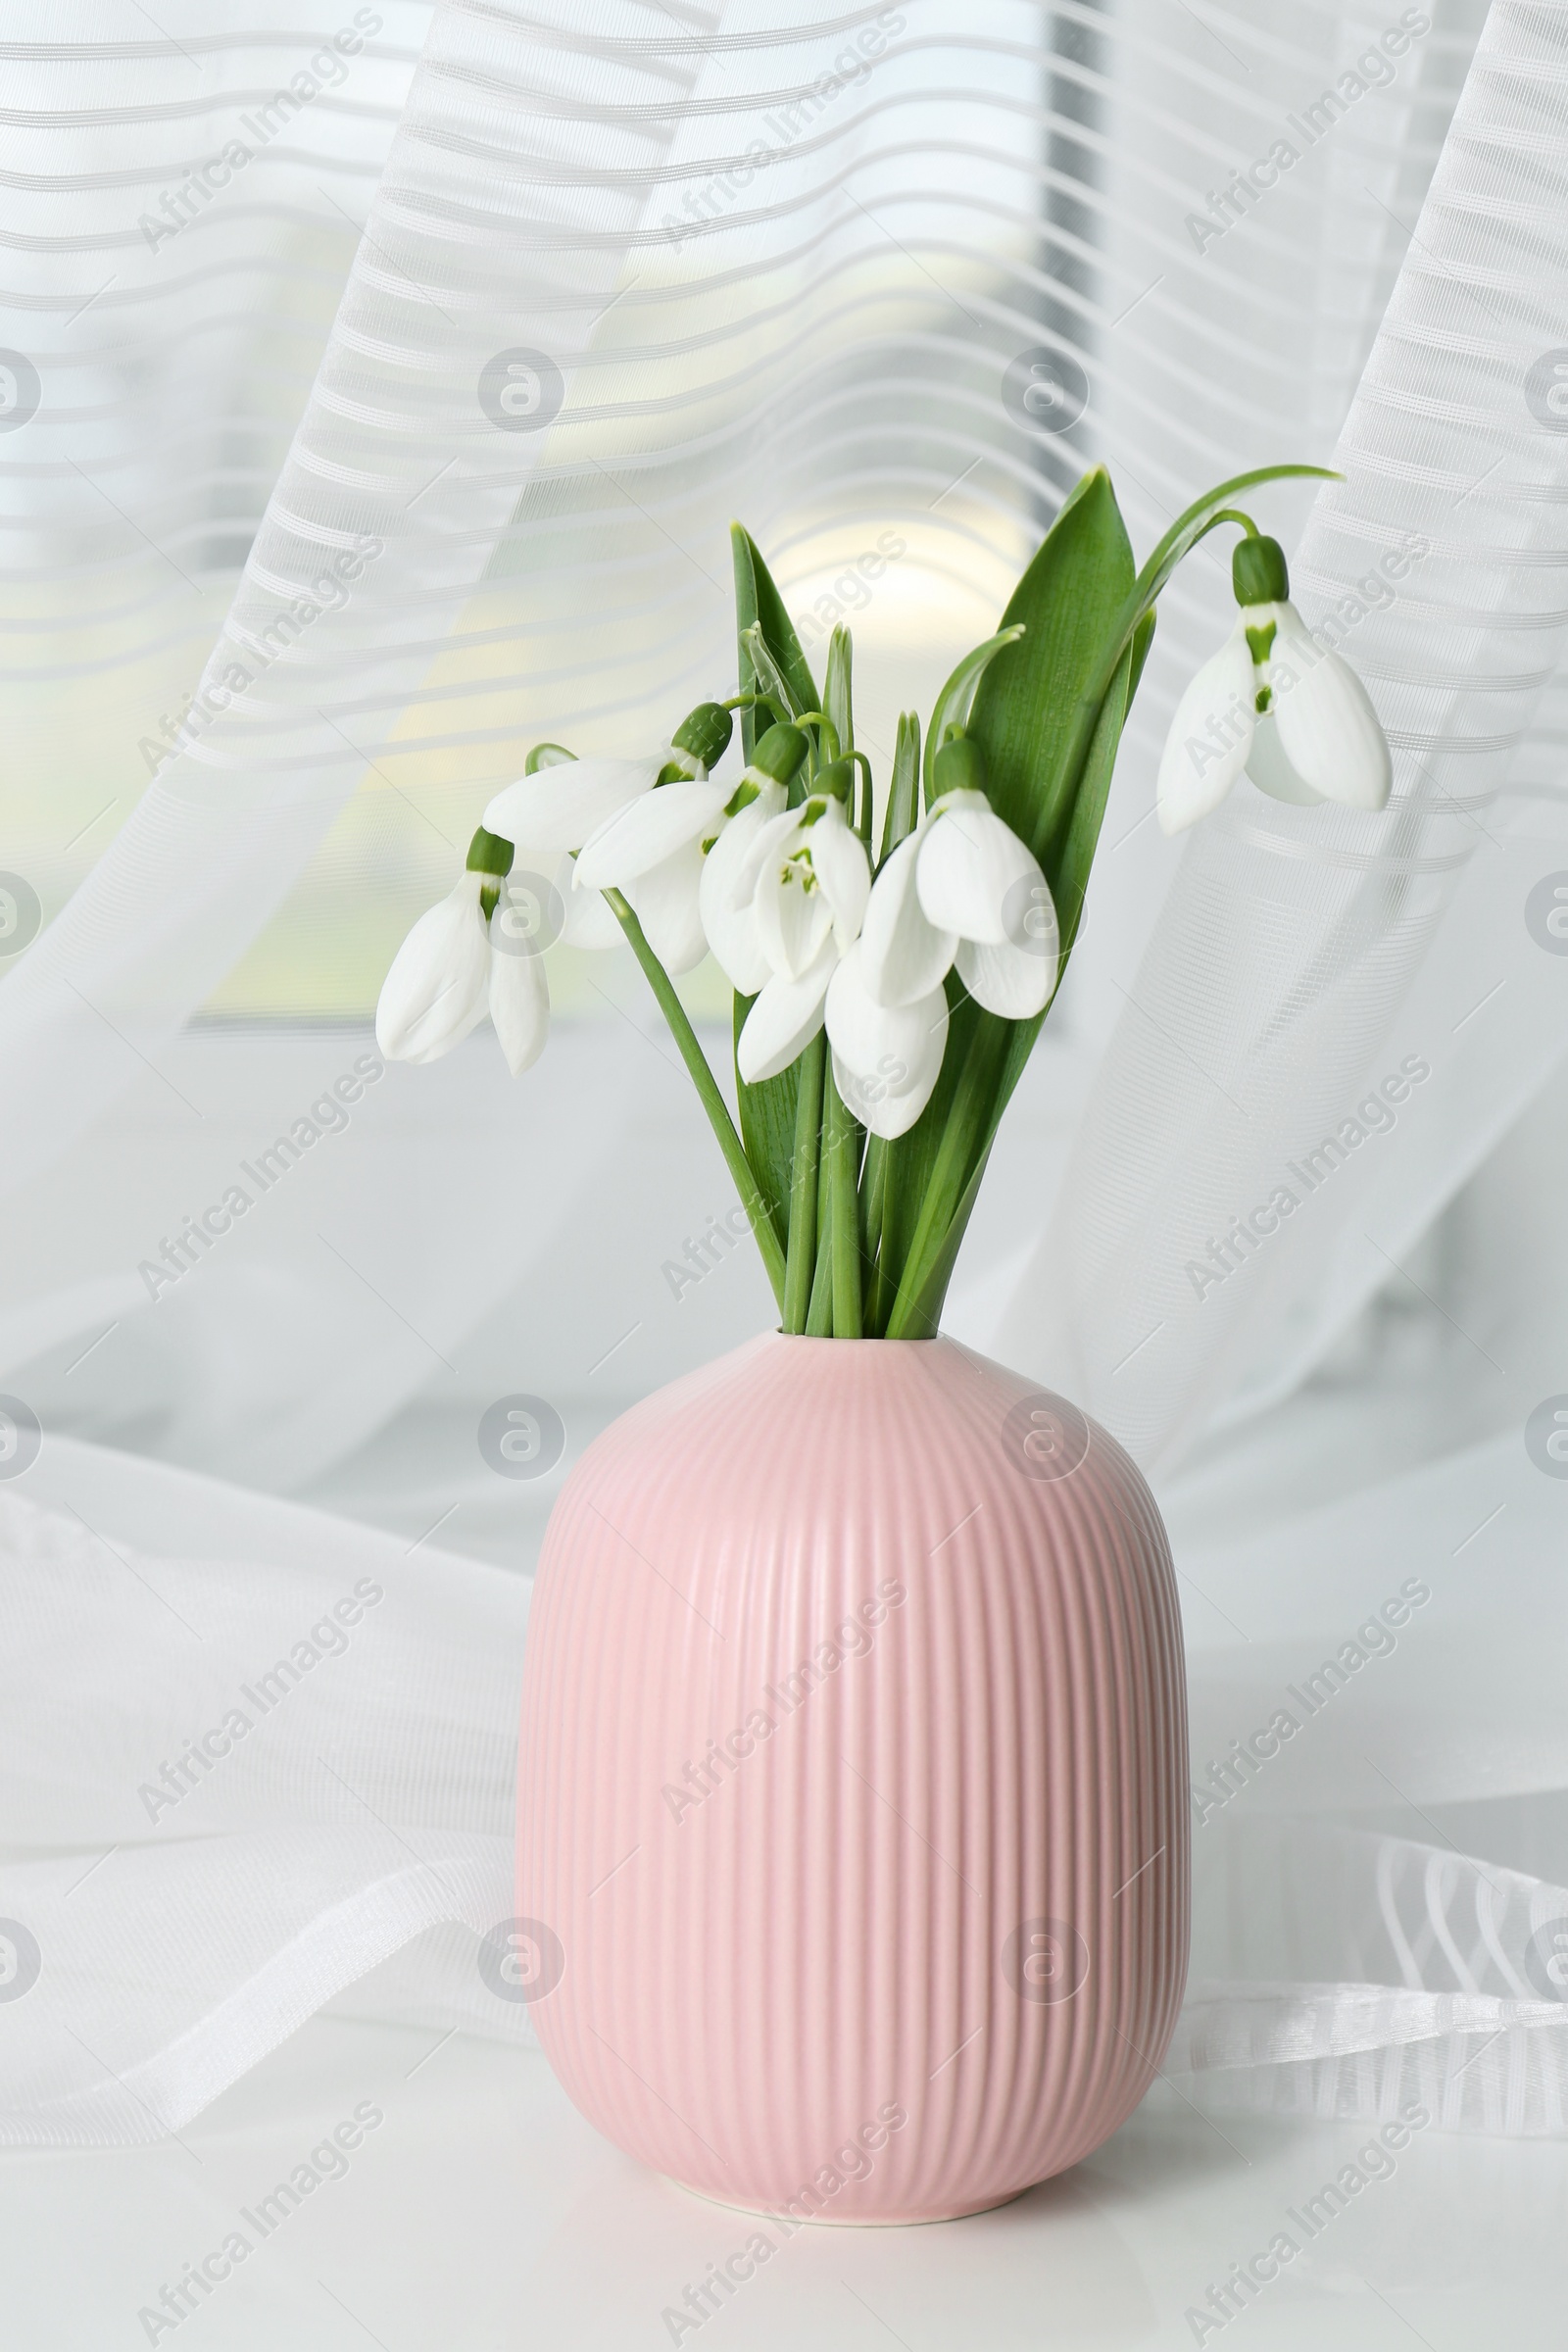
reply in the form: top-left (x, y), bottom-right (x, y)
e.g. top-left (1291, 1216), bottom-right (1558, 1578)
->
top-left (515, 1332), bottom-right (1188, 2224)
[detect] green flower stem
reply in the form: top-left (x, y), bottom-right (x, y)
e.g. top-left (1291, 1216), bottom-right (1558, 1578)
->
top-left (853, 752), bottom-right (875, 849)
top-left (807, 1072), bottom-right (836, 1332)
top-left (825, 1066), bottom-right (864, 1338)
top-left (604, 888), bottom-right (787, 1312)
top-left (860, 1133), bottom-right (889, 1334)
top-left (805, 1194), bottom-right (835, 1334)
top-left (782, 1031), bottom-right (825, 1334)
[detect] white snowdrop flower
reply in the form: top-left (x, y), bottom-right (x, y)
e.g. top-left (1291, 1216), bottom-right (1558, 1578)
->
top-left (753, 791), bottom-right (870, 978)
top-left (914, 780), bottom-right (1057, 1021)
top-left (855, 736), bottom-right (1059, 1028)
top-left (737, 783), bottom-right (871, 1085)
top-left (375, 869), bottom-right (492, 1065)
top-left (824, 941), bottom-right (950, 1139)
top-left (1157, 533), bottom-right (1393, 835)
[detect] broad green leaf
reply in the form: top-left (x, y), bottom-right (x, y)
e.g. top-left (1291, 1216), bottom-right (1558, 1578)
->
top-left (989, 615), bottom-right (1152, 1160)
top-left (881, 546), bottom-right (1156, 1337)
top-left (730, 524), bottom-right (822, 1252)
top-left (966, 466), bottom-right (1136, 862)
top-left (876, 473), bottom-right (1136, 1324)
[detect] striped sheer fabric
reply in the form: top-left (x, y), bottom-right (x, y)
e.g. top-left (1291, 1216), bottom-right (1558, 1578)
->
top-left (1000, 0), bottom-right (1568, 1467)
top-left (3, 0), bottom-right (1568, 2143)
top-left (0, 0), bottom-right (1490, 1187)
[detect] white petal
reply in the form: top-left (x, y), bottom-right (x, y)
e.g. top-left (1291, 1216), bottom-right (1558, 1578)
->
top-left (755, 822), bottom-right (835, 980)
top-left (489, 866), bottom-right (564, 957)
top-left (956, 933), bottom-right (1054, 1020)
top-left (573, 779), bottom-right (729, 890)
top-left (804, 798), bottom-right (871, 949)
top-left (858, 831), bottom-right (957, 1006)
top-left (1269, 605), bottom-right (1393, 810)
top-left (374, 874), bottom-right (491, 1064)
top-left (1155, 628), bottom-right (1258, 835)
top-left (824, 944), bottom-right (947, 1139)
top-left (736, 940), bottom-right (838, 1084)
top-left (489, 936), bottom-right (550, 1075)
top-left (1245, 710), bottom-right (1325, 806)
top-left (483, 754), bottom-right (661, 852)
top-left (629, 835), bottom-right (709, 975)
top-left (698, 788), bottom-right (785, 995)
top-left (915, 794), bottom-right (1040, 946)
top-left (559, 863), bottom-right (624, 949)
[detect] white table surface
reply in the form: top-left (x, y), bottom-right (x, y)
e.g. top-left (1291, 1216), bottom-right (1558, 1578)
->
top-left (7, 2011), bottom-right (1563, 2351)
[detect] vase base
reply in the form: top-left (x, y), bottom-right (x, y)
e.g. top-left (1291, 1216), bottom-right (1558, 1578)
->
top-left (665, 2176), bottom-right (1032, 2229)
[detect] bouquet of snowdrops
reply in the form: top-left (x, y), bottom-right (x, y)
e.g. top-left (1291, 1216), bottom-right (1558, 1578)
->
top-left (377, 465), bottom-right (1392, 1340)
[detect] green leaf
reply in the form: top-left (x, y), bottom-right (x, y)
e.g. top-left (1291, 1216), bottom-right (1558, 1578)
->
top-left (732, 990), bottom-right (797, 1265)
top-left (741, 624), bottom-right (805, 725)
top-left (884, 1140), bottom-right (995, 1342)
top-left (880, 482), bottom-right (1160, 1339)
top-left (966, 466), bottom-right (1137, 863)
top-left (879, 711), bottom-right (921, 862)
top-left (730, 523), bottom-right (822, 1256)
top-left (871, 970), bottom-right (987, 1334)
top-left (988, 614), bottom-right (1151, 1154)
top-left (782, 1031), bottom-right (824, 1333)
top-left (730, 524), bottom-right (820, 760)
top-left (1053, 609), bottom-right (1154, 956)
top-left (824, 626), bottom-right (854, 759)
top-left (824, 1064), bottom-right (864, 1338)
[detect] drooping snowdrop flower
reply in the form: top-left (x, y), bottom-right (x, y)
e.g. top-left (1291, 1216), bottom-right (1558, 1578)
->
top-left (1156, 532), bottom-right (1393, 835)
top-left (915, 780), bottom-right (1058, 1021)
top-left (858, 736), bottom-right (1058, 1011)
top-left (575, 719), bottom-right (806, 978)
top-left (375, 866), bottom-right (494, 1065)
top-left (824, 942), bottom-right (949, 1139)
top-left (378, 828), bottom-right (591, 1077)
top-left (737, 772), bottom-right (872, 1085)
top-left (823, 737), bottom-right (1056, 1133)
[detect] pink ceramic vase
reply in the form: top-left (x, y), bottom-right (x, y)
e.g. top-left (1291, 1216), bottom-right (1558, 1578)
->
top-left (515, 1332), bottom-right (1187, 2224)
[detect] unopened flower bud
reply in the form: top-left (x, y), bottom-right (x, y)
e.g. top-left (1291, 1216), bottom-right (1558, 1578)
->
top-left (1232, 533), bottom-right (1289, 608)
top-left (746, 722), bottom-right (808, 787)
top-left (931, 731), bottom-right (987, 799)
top-left (671, 701), bottom-right (734, 772)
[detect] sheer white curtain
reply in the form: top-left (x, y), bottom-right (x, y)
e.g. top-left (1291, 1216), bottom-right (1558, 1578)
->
top-left (3, 0), bottom-right (1567, 2143)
